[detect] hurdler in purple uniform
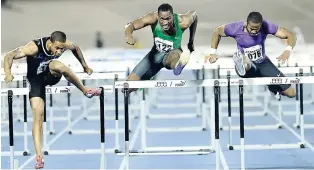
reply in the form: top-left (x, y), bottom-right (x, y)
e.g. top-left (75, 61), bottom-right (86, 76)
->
top-left (205, 11), bottom-right (297, 99)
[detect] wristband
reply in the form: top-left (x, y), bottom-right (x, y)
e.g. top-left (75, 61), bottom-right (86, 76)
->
top-left (285, 46), bottom-right (293, 51)
top-left (210, 48), bottom-right (217, 54)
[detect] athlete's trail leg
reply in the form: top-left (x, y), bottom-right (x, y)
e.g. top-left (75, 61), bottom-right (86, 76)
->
top-left (30, 97), bottom-right (44, 160)
top-left (125, 73), bottom-right (141, 93)
top-left (48, 60), bottom-right (87, 93)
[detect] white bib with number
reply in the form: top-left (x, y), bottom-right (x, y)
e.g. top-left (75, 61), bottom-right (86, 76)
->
top-left (155, 37), bottom-right (174, 53)
top-left (37, 61), bottom-right (50, 74)
top-left (243, 45), bottom-right (263, 62)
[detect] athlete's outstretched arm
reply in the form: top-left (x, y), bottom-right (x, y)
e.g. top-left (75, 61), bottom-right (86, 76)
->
top-left (65, 41), bottom-right (89, 69)
top-left (124, 12), bottom-right (158, 44)
top-left (211, 25), bottom-right (228, 50)
top-left (4, 41), bottom-right (38, 75)
top-left (274, 27), bottom-right (297, 49)
top-left (179, 11), bottom-right (198, 45)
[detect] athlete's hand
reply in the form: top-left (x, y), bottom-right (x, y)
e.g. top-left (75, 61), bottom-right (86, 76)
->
top-left (126, 36), bottom-right (135, 45)
top-left (84, 67), bottom-right (93, 75)
top-left (277, 50), bottom-right (290, 65)
top-left (187, 43), bottom-right (194, 53)
top-left (4, 74), bottom-right (14, 83)
top-left (204, 54), bottom-right (218, 63)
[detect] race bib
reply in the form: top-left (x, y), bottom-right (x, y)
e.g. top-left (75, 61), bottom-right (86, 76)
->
top-left (37, 61), bottom-right (50, 74)
top-left (243, 45), bottom-right (263, 61)
top-left (155, 37), bottom-right (173, 53)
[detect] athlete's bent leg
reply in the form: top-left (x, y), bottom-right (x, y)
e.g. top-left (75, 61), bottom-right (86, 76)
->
top-left (48, 60), bottom-right (100, 97)
top-left (257, 58), bottom-right (296, 98)
top-left (164, 49), bottom-right (190, 75)
top-left (124, 49), bottom-right (164, 93)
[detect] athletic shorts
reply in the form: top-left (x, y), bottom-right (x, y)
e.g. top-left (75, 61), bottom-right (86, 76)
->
top-left (235, 57), bottom-right (291, 93)
top-left (27, 62), bottom-right (61, 100)
top-left (132, 47), bottom-right (182, 80)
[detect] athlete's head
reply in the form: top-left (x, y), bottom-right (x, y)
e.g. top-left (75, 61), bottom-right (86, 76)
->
top-left (50, 31), bottom-right (66, 57)
top-left (246, 12), bottom-right (263, 36)
top-left (157, 3), bottom-right (174, 31)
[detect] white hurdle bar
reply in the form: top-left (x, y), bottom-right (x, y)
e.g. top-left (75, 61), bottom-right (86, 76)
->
top-left (1, 85), bottom-right (115, 170)
top-left (113, 74), bottom-right (314, 170)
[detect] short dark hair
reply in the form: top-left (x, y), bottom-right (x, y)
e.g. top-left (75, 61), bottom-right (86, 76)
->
top-left (247, 12), bottom-right (263, 23)
top-left (50, 31), bottom-right (66, 43)
top-left (158, 3), bottom-right (173, 14)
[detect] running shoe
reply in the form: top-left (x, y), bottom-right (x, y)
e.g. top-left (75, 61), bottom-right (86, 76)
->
top-left (173, 51), bottom-right (190, 75)
top-left (233, 51), bottom-right (246, 76)
top-left (85, 88), bottom-right (102, 98)
top-left (35, 155), bottom-right (44, 169)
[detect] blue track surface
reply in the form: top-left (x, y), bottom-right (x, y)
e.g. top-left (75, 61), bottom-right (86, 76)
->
top-left (1, 70), bottom-right (314, 170)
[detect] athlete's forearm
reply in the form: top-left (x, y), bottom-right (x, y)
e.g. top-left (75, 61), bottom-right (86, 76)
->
top-left (71, 45), bottom-right (88, 69)
top-left (211, 28), bottom-right (222, 49)
top-left (125, 23), bottom-right (134, 38)
top-left (286, 32), bottom-right (297, 48)
top-left (188, 15), bottom-right (198, 44)
top-left (4, 49), bottom-right (19, 74)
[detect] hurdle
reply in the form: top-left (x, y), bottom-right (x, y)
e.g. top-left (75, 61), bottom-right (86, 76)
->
top-left (218, 65), bottom-right (314, 132)
top-left (1, 85), bottom-right (108, 169)
top-left (113, 74), bottom-right (314, 169)
top-left (145, 66), bottom-right (208, 134)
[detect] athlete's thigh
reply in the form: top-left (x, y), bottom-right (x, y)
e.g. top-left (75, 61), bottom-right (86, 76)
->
top-left (163, 48), bottom-right (182, 69)
top-left (28, 77), bottom-right (46, 100)
top-left (131, 49), bottom-right (165, 80)
top-left (44, 63), bottom-right (62, 86)
top-left (257, 58), bottom-right (291, 92)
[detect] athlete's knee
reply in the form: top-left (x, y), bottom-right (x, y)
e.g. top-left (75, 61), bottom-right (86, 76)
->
top-left (282, 87), bottom-right (296, 98)
top-left (165, 49), bottom-right (181, 68)
top-left (49, 60), bottom-right (68, 76)
top-left (30, 97), bottom-right (45, 120)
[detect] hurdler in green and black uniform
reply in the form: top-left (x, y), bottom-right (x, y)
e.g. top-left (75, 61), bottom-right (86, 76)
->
top-left (124, 3), bottom-right (198, 91)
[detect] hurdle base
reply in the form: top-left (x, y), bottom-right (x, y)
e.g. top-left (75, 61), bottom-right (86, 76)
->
top-left (147, 126), bottom-right (207, 133)
top-left (44, 148), bottom-right (116, 155)
top-left (1, 151), bottom-right (32, 157)
top-left (70, 128), bottom-right (127, 135)
top-left (231, 143), bottom-right (304, 150)
top-left (220, 124), bottom-right (281, 131)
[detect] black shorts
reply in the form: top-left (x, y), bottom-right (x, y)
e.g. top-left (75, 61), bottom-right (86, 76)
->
top-left (132, 47), bottom-right (182, 80)
top-left (235, 57), bottom-right (291, 93)
top-left (27, 66), bottom-right (61, 100)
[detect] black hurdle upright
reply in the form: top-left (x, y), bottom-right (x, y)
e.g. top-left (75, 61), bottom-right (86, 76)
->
top-left (8, 90), bottom-right (15, 170)
top-left (67, 81), bottom-right (72, 134)
top-left (114, 74), bottom-right (121, 153)
top-left (201, 66), bottom-right (206, 130)
top-left (213, 80), bottom-right (220, 170)
top-left (299, 68), bottom-right (305, 148)
top-left (239, 79), bottom-right (245, 170)
top-left (227, 71), bottom-right (233, 150)
top-left (22, 76), bottom-right (30, 155)
top-left (99, 87), bottom-right (106, 169)
top-left (295, 63), bottom-right (300, 128)
top-left (123, 82), bottom-right (130, 169)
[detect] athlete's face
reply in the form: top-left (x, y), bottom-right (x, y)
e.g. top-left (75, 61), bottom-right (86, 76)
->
top-left (246, 21), bottom-right (262, 36)
top-left (158, 10), bottom-right (174, 31)
top-left (51, 41), bottom-right (66, 57)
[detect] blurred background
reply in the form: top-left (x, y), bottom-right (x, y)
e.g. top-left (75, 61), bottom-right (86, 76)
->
top-left (1, 0), bottom-right (314, 66)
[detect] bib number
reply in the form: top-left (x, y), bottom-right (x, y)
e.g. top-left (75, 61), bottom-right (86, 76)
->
top-left (37, 61), bottom-right (50, 74)
top-left (243, 45), bottom-right (263, 61)
top-left (155, 37), bottom-right (173, 53)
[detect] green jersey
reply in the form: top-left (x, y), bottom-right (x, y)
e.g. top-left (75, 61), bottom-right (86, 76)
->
top-left (152, 13), bottom-right (183, 53)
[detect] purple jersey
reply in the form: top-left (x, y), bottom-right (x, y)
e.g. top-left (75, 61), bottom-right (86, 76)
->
top-left (224, 20), bottom-right (278, 63)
